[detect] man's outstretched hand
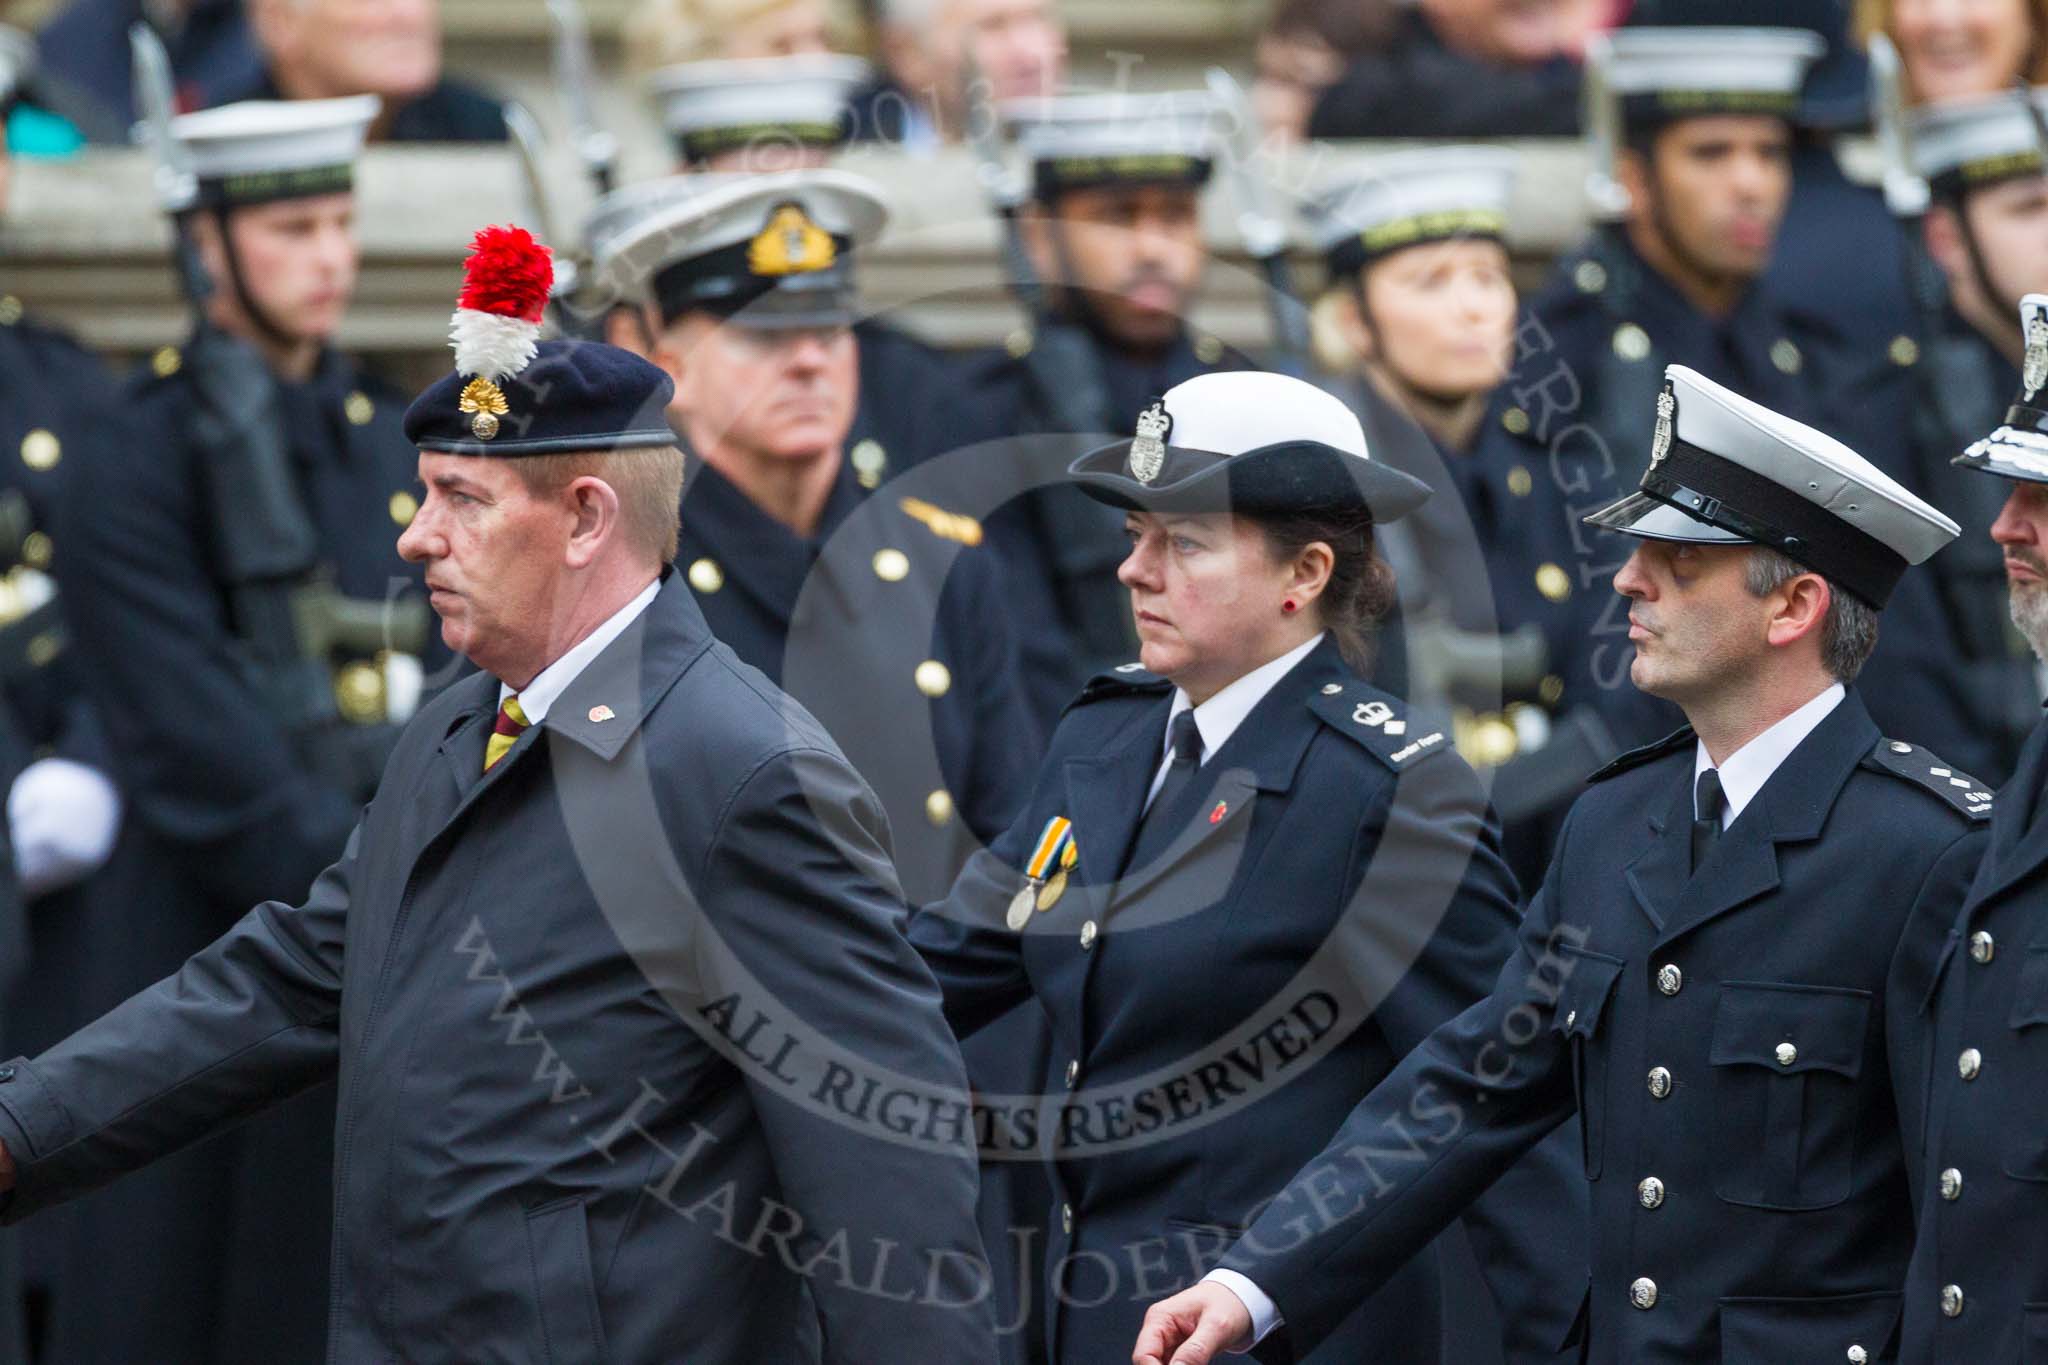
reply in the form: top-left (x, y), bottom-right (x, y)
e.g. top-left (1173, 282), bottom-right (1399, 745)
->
top-left (1132, 1281), bottom-right (1254, 1365)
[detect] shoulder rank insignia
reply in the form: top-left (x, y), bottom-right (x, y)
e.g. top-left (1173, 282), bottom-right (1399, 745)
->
top-left (1309, 688), bottom-right (1443, 769)
top-left (1587, 726), bottom-right (1696, 783)
top-left (1867, 739), bottom-right (1994, 820)
top-left (1069, 662), bottom-right (1172, 712)
top-left (899, 496), bottom-right (983, 547)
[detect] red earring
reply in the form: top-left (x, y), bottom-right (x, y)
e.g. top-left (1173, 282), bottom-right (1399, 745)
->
top-left (1282, 599), bottom-right (1298, 614)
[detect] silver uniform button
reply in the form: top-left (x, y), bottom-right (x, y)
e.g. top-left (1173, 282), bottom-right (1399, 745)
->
top-left (1971, 931), bottom-right (1995, 964)
top-left (1959, 1048), bottom-right (1983, 1081)
top-left (1565, 1009), bottom-right (1577, 1029)
top-left (1848, 1347), bottom-right (1868, 1364)
top-left (1776, 1042), bottom-right (1798, 1067)
top-left (1065, 1059), bottom-right (1080, 1089)
top-left (1940, 1168), bottom-right (1962, 1201)
top-left (1941, 1283), bottom-right (1964, 1318)
top-left (1657, 963), bottom-right (1683, 996)
top-left (1062, 1203), bottom-right (1073, 1236)
top-left (1630, 1277), bottom-right (1658, 1310)
top-left (1638, 1176), bottom-right (1665, 1210)
top-left (1079, 921), bottom-right (1098, 950)
top-left (1647, 1067), bottom-right (1672, 1099)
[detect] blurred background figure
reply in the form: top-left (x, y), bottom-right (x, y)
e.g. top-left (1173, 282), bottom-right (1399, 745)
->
top-left (0, 25), bottom-right (131, 1363)
top-left (32, 0), bottom-right (258, 132)
top-left (1857, 0), bottom-right (2048, 102)
top-left (850, 0), bottom-right (1067, 149)
top-left (1249, 0), bottom-right (1390, 145)
top-left (622, 0), bottom-right (850, 75)
top-left (51, 94), bottom-right (446, 1364)
top-left (1306, 0), bottom-right (1608, 139)
top-left (956, 90), bottom-right (1247, 727)
top-left (227, 0), bottom-right (507, 141)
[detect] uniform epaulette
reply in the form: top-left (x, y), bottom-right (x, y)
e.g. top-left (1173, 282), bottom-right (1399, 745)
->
top-left (1587, 726), bottom-right (1696, 783)
top-left (1068, 661), bottom-right (1173, 710)
top-left (1307, 682), bottom-right (1450, 771)
top-left (898, 496), bottom-right (984, 547)
top-left (1864, 739), bottom-right (1995, 821)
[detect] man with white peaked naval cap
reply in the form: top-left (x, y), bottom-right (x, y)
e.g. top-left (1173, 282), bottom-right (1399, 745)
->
top-left (1891, 293), bottom-right (2048, 1361)
top-left (52, 92), bottom-right (448, 1363)
top-left (1136, 365), bottom-right (1993, 1364)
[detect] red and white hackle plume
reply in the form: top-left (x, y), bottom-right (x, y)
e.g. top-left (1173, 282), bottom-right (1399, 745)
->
top-left (450, 225), bottom-right (553, 440)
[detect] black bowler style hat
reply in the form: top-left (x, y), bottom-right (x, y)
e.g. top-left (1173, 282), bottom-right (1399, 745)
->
top-left (1067, 372), bottom-right (1432, 522)
top-left (1585, 364), bottom-right (1958, 608)
top-left (404, 225), bottom-right (676, 457)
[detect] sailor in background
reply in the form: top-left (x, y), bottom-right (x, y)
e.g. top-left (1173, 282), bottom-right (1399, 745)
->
top-left (1304, 145), bottom-right (1619, 890)
top-left (913, 370), bottom-right (1586, 1365)
top-left (1139, 365), bottom-right (1988, 1365)
top-left (53, 95), bottom-right (444, 1364)
top-left (955, 90), bottom-right (1252, 727)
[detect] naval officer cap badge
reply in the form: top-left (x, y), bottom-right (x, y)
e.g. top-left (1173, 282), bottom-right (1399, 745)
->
top-left (1129, 399), bottom-right (1171, 484)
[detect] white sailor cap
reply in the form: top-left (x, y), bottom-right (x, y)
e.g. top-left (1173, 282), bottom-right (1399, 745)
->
top-left (1909, 87), bottom-right (2048, 202)
top-left (1305, 146), bottom-right (1517, 278)
top-left (648, 54), bottom-right (869, 166)
top-left (0, 26), bottom-right (34, 111)
top-left (168, 95), bottom-right (379, 210)
top-left (1957, 293), bottom-right (2048, 484)
top-left (1067, 370), bottom-right (1432, 522)
top-left (1586, 365), bottom-right (1958, 607)
top-left (1593, 27), bottom-right (1824, 127)
top-left (591, 167), bottom-right (887, 329)
top-left (1004, 90), bottom-right (1220, 203)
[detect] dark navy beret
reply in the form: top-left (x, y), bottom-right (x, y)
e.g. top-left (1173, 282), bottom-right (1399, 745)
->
top-left (403, 339), bottom-right (678, 457)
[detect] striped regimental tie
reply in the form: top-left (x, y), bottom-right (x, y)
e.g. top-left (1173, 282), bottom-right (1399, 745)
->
top-left (485, 694), bottom-right (530, 773)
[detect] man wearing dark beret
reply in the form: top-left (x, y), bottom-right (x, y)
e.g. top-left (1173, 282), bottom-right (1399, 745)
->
top-left (0, 226), bottom-right (999, 1364)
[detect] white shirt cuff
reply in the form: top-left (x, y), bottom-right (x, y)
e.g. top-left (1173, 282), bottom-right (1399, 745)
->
top-left (1200, 1268), bottom-right (1282, 1353)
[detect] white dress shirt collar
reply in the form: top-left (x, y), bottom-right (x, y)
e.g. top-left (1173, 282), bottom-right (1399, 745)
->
top-left (497, 578), bottom-right (661, 723)
top-left (1147, 635), bottom-right (1326, 810)
top-left (1693, 681), bottom-right (1845, 826)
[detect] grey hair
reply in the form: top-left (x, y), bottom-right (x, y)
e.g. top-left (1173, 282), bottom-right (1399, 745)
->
top-left (1743, 546), bottom-right (1879, 682)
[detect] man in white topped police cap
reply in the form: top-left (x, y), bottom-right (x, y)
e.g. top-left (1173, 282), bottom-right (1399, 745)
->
top-left (1136, 365), bottom-right (1993, 1365)
top-left (1893, 292), bottom-right (2048, 1363)
top-left (48, 92), bottom-right (449, 1363)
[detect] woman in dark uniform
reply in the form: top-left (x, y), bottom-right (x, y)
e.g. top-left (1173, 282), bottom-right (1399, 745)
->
top-left (909, 371), bottom-right (1584, 1365)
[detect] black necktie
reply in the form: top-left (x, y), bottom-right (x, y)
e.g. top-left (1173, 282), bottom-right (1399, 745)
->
top-left (1126, 711), bottom-right (1205, 873)
top-left (1692, 768), bottom-right (1724, 873)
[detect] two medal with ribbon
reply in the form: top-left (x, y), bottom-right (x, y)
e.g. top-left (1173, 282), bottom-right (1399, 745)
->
top-left (1006, 816), bottom-right (1080, 931)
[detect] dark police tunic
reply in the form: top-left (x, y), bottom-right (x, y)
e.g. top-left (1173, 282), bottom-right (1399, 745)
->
top-left (954, 323), bottom-right (1249, 728)
top-left (1217, 690), bottom-right (1988, 1363)
top-left (910, 639), bottom-right (1586, 1364)
top-left (1895, 710), bottom-right (2048, 1361)
top-left (0, 305), bottom-right (129, 1364)
top-left (51, 340), bottom-right (441, 1365)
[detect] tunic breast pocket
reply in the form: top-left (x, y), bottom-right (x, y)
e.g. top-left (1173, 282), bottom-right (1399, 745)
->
top-left (2000, 947), bottom-right (2048, 1182)
top-left (1548, 946), bottom-right (1625, 1179)
top-left (1709, 982), bottom-right (1871, 1211)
